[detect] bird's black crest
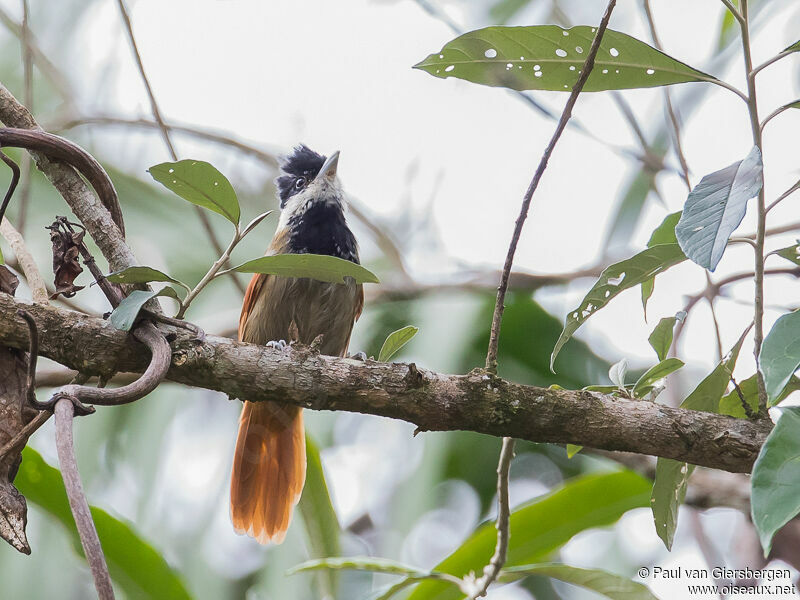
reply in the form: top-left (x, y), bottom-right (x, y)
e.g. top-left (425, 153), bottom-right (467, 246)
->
top-left (275, 145), bottom-right (326, 207)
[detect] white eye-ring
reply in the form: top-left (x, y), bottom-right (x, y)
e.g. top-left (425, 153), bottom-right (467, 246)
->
top-left (295, 177), bottom-right (306, 190)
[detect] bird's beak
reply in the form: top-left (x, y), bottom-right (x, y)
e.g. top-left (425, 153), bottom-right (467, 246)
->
top-left (316, 151), bottom-right (340, 182)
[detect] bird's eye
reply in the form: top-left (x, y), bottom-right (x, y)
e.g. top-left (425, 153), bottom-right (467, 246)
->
top-left (295, 177), bottom-right (306, 190)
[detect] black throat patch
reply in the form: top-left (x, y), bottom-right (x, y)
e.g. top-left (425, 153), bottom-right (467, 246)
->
top-left (287, 202), bottom-right (359, 263)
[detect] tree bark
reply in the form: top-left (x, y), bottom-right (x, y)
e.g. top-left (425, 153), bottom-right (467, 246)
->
top-left (0, 293), bottom-right (770, 474)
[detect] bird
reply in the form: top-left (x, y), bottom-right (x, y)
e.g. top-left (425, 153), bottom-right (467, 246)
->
top-left (230, 145), bottom-right (363, 544)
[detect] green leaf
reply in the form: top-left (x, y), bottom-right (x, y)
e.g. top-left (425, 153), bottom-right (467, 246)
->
top-left (500, 563), bottom-right (658, 599)
top-left (16, 448), bottom-right (191, 600)
top-left (489, 0), bottom-right (533, 25)
top-left (107, 266), bottom-right (190, 294)
top-left (675, 147), bottom-right (763, 271)
top-left (719, 374), bottom-right (800, 417)
top-left (716, 3), bottom-right (738, 51)
top-left (551, 244), bottom-right (686, 370)
top-left (288, 557), bottom-right (431, 577)
top-left (784, 39), bottom-right (800, 53)
top-left (608, 358), bottom-right (628, 390)
top-left (407, 471), bottom-right (651, 600)
top-left (632, 358), bottom-right (684, 398)
top-left (641, 212), bottom-right (683, 315)
top-left (651, 329), bottom-right (746, 549)
top-left (566, 444), bottom-right (583, 458)
top-left (414, 26), bottom-right (715, 92)
top-left (774, 242), bottom-right (800, 267)
top-left (378, 326), bottom-right (419, 362)
top-left (647, 312), bottom-right (684, 361)
top-left (760, 310), bottom-right (800, 404)
top-left (148, 159), bottom-right (240, 224)
top-left (110, 287), bottom-right (180, 331)
top-left (751, 407), bottom-right (800, 556)
top-left (298, 435), bottom-right (341, 599)
top-left (651, 459), bottom-right (694, 551)
top-left (233, 254), bottom-right (379, 284)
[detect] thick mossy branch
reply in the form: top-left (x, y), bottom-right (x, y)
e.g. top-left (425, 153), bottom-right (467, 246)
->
top-left (0, 294), bottom-right (770, 474)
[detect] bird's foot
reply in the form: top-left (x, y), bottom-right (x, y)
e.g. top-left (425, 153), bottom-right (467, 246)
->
top-left (266, 339), bottom-right (291, 352)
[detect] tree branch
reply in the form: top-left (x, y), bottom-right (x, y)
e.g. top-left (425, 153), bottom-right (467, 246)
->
top-left (0, 294), bottom-right (770, 474)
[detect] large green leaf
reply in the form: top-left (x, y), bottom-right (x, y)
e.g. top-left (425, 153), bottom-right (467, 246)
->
top-left (107, 266), bottom-right (190, 294)
top-left (148, 159), bottom-right (240, 224)
top-left (16, 448), bottom-right (191, 600)
top-left (233, 254), bottom-right (379, 284)
top-left (751, 407), bottom-right (800, 555)
top-left (110, 287), bottom-right (181, 331)
top-left (675, 147), bottom-right (763, 271)
top-left (759, 310), bottom-right (800, 404)
top-left (407, 471), bottom-right (651, 600)
top-left (551, 244), bottom-right (687, 369)
top-left (298, 436), bottom-right (341, 599)
top-left (774, 242), bottom-right (800, 267)
top-left (378, 326), bottom-right (419, 362)
top-left (500, 563), bottom-right (658, 600)
top-left (651, 330), bottom-right (746, 549)
top-left (414, 26), bottom-right (715, 92)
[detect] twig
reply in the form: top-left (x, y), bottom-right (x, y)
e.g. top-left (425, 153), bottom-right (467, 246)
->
top-left (704, 273), bottom-right (724, 362)
top-left (475, 2), bottom-right (617, 597)
top-left (765, 181), bottom-right (800, 214)
top-left (0, 219), bottom-right (48, 303)
top-left (54, 398), bottom-right (115, 600)
top-left (0, 148), bottom-right (20, 225)
top-left (17, 0), bottom-right (32, 234)
top-left (0, 411), bottom-right (49, 460)
top-left (760, 101), bottom-right (799, 134)
top-left (114, 0), bottom-right (246, 296)
top-left (738, 0), bottom-right (768, 412)
top-left (0, 5), bottom-right (74, 108)
top-left (751, 49), bottom-right (794, 78)
top-left (643, 0), bottom-right (692, 190)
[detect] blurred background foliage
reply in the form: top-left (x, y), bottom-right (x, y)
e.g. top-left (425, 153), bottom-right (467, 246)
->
top-left (1, 0), bottom-right (799, 598)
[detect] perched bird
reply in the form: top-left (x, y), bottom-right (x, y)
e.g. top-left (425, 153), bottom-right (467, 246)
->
top-left (230, 145), bottom-right (363, 544)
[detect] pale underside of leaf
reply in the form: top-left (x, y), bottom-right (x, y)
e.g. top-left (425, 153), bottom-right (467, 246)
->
top-left (759, 310), bottom-right (800, 404)
top-left (675, 146), bottom-right (763, 271)
top-left (233, 254), bottom-right (379, 285)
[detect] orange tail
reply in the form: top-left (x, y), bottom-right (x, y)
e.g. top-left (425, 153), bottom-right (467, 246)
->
top-left (230, 401), bottom-right (306, 544)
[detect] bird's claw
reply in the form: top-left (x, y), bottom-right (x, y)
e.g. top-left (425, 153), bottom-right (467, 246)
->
top-left (266, 339), bottom-right (290, 352)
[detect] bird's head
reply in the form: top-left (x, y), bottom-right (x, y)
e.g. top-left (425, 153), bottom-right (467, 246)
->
top-left (275, 145), bottom-right (344, 224)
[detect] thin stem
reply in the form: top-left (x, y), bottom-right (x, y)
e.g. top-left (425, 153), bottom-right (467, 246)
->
top-left (704, 273), bottom-right (724, 362)
top-left (54, 398), bottom-right (115, 600)
top-left (114, 0), bottom-right (246, 296)
top-left (475, 3), bottom-right (617, 598)
top-left (0, 218), bottom-right (48, 303)
top-left (766, 181), bottom-right (800, 214)
top-left (739, 0), bottom-right (768, 411)
top-left (177, 226), bottom-right (241, 318)
top-left (760, 101), bottom-right (798, 133)
top-left (751, 50), bottom-right (793, 78)
top-left (720, 0), bottom-right (744, 25)
top-left (17, 0), bottom-right (32, 235)
top-left (643, 0), bottom-right (691, 190)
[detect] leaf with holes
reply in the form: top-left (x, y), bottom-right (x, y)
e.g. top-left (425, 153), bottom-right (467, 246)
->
top-left (378, 326), bottom-right (419, 362)
top-left (499, 563), bottom-right (658, 599)
top-left (149, 160), bottom-right (240, 224)
top-left (675, 147), bottom-right (763, 271)
top-left (632, 358), bottom-right (684, 398)
top-left (16, 448), bottom-right (191, 599)
top-left (414, 26), bottom-right (716, 92)
top-left (759, 310), bottom-right (800, 405)
top-left (407, 471), bottom-right (651, 600)
top-left (110, 287), bottom-right (180, 331)
top-left (641, 212), bottom-right (684, 315)
top-left (233, 254), bottom-right (379, 284)
top-left (107, 266), bottom-right (190, 295)
top-left (298, 436), bottom-right (341, 599)
top-left (651, 329), bottom-right (746, 549)
top-left (751, 407), bottom-right (800, 556)
top-left (647, 312), bottom-right (685, 361)
top-left (551, 244), bottom-right (686, 370)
